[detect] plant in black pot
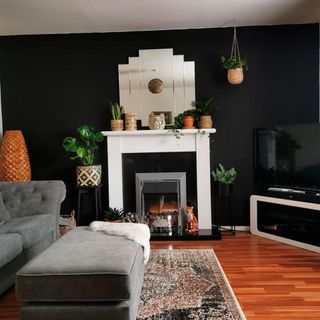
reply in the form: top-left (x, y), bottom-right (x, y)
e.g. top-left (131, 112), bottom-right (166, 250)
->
top-left (63, 125), bottom-right (104, 186)
top-left (211, 164), bottom-right (237, 196)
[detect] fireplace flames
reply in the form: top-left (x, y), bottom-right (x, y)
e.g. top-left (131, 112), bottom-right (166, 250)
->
top-left (148, 201), bottom-right (178, 214)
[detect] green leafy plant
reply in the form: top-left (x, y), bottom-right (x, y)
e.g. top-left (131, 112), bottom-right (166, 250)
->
top-left (173, 109), bottom-right (200, 129)
top-left (110, 102), bottom-right (124, 120)
top-left (168, 128), bottom-right (184, 140)
top-left (62, 125), bottom-right (104, 166)
top-left (211, 164), bottom-right (237, 184)
top-left (221, 56), bottom-right (248, 71)
top-left (191, 98), bottom-right (215, 115)
top-left (104, 207), bottom-right (124, 221)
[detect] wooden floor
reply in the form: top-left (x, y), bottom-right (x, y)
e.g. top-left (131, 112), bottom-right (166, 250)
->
top-left (1, 232), bottom-right (320, 320)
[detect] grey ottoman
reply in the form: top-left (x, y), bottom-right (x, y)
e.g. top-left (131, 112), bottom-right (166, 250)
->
top-left (16, 227), bottom-right (145, 320)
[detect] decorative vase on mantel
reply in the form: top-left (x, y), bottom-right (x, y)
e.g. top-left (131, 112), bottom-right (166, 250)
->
top-left (125, 112), bottom-right (137, 131)
top-left (0, 130), bottom-right (32, 181)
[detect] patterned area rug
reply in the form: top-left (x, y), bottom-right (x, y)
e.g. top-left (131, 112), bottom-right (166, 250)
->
top-left (137, 249), bottom-right (246, 320)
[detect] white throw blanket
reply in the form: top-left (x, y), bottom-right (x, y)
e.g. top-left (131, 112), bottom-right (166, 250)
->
top-left (89, 221), bottom-right (151, 264)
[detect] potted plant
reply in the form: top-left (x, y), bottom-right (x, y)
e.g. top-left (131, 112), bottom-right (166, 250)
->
top-left (63, 125), bottom-right (104, 186)
top-left (110, 102), bottom-right (124, 131)
top-left (211, 163), bottom-right (237, 196)
top-left (104, 207), bottom-right (124, 222)
top-left (173, 109), bottom-right (199, 129)
top-left (221, 26), bottom-right (248, 85)
top-left (221, 56), bottom-right (248, 85)
top-left (192, 98), bottom-right (215, 129)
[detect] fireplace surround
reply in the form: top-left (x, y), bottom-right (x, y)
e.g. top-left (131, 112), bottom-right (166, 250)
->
top-left (102, 129), bottom-right (216, 230)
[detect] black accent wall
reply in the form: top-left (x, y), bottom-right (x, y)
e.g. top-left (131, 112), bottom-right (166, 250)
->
top-left (0, 24), bottom-right (319, 225)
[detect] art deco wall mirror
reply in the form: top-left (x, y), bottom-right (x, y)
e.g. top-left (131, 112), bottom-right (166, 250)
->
top-left (118, 48), bottom-right (195, 126)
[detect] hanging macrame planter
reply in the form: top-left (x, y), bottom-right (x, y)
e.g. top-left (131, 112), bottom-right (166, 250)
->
top-left (221, 27), bottom-right (248, 85)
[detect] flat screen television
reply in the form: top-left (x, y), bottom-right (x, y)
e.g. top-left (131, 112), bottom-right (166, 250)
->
top-left (255, 123), bottom-right (320, 193)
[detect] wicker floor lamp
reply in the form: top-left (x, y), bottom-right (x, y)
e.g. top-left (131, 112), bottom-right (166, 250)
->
top-left (0, 130), bottom-right (32, 181)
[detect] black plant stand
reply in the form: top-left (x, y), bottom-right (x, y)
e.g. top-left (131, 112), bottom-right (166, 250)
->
top-left (217, 183), bottom-right (236, 235)
top-left (75, 184), bottom-right (102, 226)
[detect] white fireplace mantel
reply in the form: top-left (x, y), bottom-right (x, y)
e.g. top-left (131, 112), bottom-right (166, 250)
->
top-left (101, 128), bottom-right (216, 229)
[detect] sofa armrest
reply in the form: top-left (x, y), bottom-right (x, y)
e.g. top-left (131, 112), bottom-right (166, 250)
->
top-left (0, 181), bottom-right (66, 240)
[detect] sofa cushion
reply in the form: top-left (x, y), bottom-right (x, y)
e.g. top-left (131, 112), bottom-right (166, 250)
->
top-left (0, 193), bottom-right (11, 226)
top-left (16, 227), bottom-right (144, 302)
top-left (0, 214), bottom-right (53, 249)
top-left (0, 233), bottom-right (23, 268)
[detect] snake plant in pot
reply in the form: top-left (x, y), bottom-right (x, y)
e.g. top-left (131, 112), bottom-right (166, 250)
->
top-left (110, 102), bottom-right (124, 131)
top-left (63, 125), bottom-right (104, 186)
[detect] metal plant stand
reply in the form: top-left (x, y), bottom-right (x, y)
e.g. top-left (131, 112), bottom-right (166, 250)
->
top-left (217, 183), bottom-right (236, 235)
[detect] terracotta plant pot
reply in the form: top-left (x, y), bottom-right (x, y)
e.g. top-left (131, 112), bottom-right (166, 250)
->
top-left (111, 119), bottom-right (124, 131)
top-left (227, 68), bottom-right (244, 85)
top-left (199, 115), bottom-right (213, 129)
top-left (183, 116), bottom-right (195, 129)
top-left (76, 164), bottom-right (102, 186)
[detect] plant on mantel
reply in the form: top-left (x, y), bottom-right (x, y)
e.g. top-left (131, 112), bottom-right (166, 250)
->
top-left (191, 98), bottom-right (215, 129)
top-left (110, 102), bottom-right (124, 131)
top-left (169, 106), bottom-right (214, 139)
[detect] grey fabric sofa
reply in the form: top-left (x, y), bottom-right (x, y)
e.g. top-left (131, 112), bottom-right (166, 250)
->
top-left (0, 180), bottom-right (66, 295)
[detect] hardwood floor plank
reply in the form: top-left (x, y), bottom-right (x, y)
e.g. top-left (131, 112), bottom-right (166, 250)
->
top-left (0, 231), bottom-right (319, 319)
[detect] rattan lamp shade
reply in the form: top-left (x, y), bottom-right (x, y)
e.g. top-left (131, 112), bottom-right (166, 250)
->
top-left (0, 130), bottom-right (31, 181)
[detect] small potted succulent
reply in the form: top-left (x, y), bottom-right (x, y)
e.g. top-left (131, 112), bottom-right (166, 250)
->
top-left (110, 102), bottom-right (124, 131)
top-left (211, 163), bottom-right (237, 196)
top-left (63, 125), bottom-right (104, 186)
top-left (191, 98), bottom-right (215, 129)
top-left (104, 207), bottom-right (124, 222)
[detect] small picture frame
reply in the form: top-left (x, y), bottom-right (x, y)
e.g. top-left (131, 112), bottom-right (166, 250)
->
top-left (152, 111), bottom-right (173, 125)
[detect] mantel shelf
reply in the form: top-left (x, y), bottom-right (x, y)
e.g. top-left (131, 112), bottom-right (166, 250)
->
top-left (101, 128), bottom-right (216, 137)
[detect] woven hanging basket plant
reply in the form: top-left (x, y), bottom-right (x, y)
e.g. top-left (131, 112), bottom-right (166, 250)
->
top-left (0, 130), bottom-right (32, 181)
top-left (221, 26), bottom-right (248, 85)
top-left (227, 68), bottom-right (244, 85)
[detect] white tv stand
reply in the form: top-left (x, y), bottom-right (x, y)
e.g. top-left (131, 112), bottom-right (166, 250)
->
top-left (250, 195), bottom-right (320, 253)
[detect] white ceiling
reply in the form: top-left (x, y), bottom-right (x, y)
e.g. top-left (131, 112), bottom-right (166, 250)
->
top-left (0, 0), bottom-right (319, 36)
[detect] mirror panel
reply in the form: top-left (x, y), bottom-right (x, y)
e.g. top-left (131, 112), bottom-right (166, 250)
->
top-left (118, 49), bottom-right (195, 126)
